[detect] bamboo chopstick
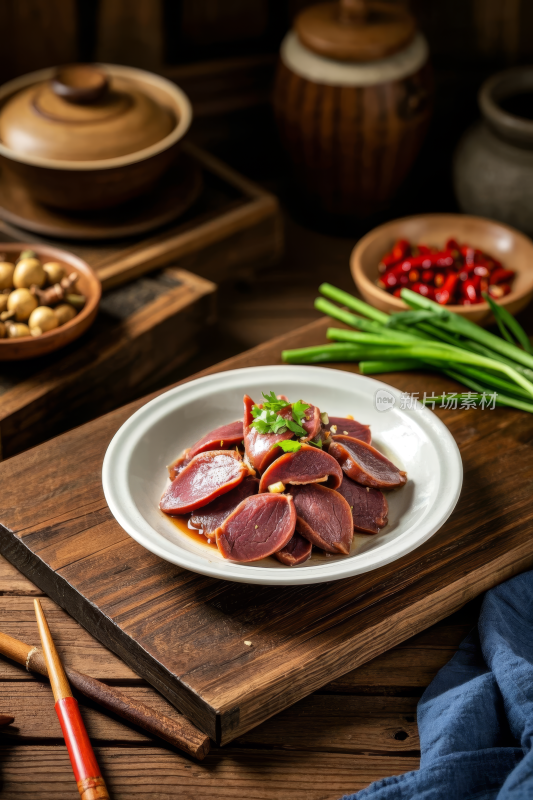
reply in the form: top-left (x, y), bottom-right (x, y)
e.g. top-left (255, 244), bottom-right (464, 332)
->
top-left (0, 713), bottom-right (14, 727)
top-left (0, 628), bottom-right (210, 759)
top-left (34, 599), bottom-right (110, 800)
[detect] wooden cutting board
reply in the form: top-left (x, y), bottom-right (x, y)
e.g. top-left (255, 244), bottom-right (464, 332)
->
top-left (1, 317), bottom-right (533, 745)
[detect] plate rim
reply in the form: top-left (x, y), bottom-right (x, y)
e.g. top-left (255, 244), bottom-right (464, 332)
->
top-left (102, 365), bottom-right (463, 585)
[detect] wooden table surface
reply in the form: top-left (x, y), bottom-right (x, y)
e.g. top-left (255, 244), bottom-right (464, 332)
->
top-left (0, 553), bottom-right (480, 799)
top-left (0, 317), bottom-right (517, 798)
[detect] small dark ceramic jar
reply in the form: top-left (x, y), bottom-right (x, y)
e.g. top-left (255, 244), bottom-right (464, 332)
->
top-left (454, 68), bottom-right (533, 237)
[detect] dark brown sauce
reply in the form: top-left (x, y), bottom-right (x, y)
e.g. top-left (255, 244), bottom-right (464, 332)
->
top-left (499, 91), bottom-right (533, 121)
top-left (167, 514), bottom-right (218, 549)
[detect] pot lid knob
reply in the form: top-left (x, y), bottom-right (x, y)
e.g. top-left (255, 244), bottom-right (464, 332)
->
top-left (52, 65), bottom-right (109, 105)
top-left (339, 0), bottom-right (368, 23)
top-left (295, 0), bottom-right (417, 62)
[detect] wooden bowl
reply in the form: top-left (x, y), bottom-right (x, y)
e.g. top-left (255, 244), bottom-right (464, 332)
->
top-left (0, 64), bottom-right (192, 211)
top-left (351, 213), bottom-right (533, 324)
top-left (0, 243), bottom-right (101, 360)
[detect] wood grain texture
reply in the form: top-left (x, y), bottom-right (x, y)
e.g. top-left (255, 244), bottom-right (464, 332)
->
top-left (0, 624), bottom-right (209, 759)
top-left (0, 551), bottom-right (476, 690)
top-left (0, 596), bottom-right (138, 683)
top-left (0, 554), bottom-right (42, 595)
top-left (0, 563), bottom-right (477, 692)
top-left (0, 0), bottom-right (78, 82)
top-left (0, 682), bottom-right (419, 754)
top-left (0, 745), bottom-right (420, 800)
top-left (1, 317), bottom-right (532, 745)
top-left (95, 0), bottom-right (163, 71)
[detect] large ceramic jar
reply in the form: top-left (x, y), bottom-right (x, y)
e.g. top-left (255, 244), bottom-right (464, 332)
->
top-left (454, 68), bottom-right (533, 238)
top-left (273, 0), bottom-right (432, 217)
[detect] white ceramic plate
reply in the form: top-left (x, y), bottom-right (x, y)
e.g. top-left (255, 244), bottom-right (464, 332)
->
top-left (103, 366), bottom-right (462, 585)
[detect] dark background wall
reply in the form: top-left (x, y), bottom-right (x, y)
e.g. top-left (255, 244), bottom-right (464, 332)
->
top-left (0, 0), bottom-right (530, 227)
top-left (0, 1), bottom-right (530, 99)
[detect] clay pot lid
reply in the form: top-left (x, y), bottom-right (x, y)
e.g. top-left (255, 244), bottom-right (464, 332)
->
top-left (295, 0), bottom-right (417, 62)
top-left (0, 64), bottom-right (175, 162)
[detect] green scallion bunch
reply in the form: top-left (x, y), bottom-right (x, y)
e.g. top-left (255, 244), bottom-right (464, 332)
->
top-left (281, 283), bottom-right (533, 413)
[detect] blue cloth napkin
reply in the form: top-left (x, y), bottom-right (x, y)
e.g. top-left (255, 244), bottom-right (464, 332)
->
top-left (342, 569), bottom-right (533, 800)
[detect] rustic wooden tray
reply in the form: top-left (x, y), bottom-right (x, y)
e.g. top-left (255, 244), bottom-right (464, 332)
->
top-left (0, 268), bottom-right (215, 460)
top-left (1, 318), bottom-right (532, 746)
top-left (0, 142), bottom-right (282, 290)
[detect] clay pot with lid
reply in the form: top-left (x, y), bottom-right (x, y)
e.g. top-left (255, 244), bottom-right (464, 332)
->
top-left (0, 64), bottom-right (192, 210)
top-left (273, 0), bottom-right (432, 217)
top-left (454, 68), bottom-right (533, 237)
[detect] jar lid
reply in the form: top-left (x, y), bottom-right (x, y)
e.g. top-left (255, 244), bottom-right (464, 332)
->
top-left (295, 0), bottom-right (417, 63)
top-left (0, 64), bottom-right (175, 162)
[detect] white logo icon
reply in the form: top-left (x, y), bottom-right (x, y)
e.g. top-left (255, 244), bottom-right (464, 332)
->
top-left (375, 389), bottom-right (396, 412)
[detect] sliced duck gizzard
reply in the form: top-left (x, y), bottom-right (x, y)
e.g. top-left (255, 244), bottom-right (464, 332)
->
top-left (167, 449), bottom-right (191, 481)
top-left (328, 435), bottom-right (407, 490)
top-left (190, 476), bottom-right (259, 534)
top-left (160, 450), bottom-right (248, 515)
top-left (324, 417), bottom-right (371, 445)
top-left (275, 532), bottom-right (313, 566)
top-left (300, 404), bottom-right (322, 442)
top-left (215, 493), bottom-right (296, 562)
top-left (258, 444), bottom-right (343, 493)
top-left (243, 394), bottom-right (293, 474)
top-left (188, 420), bottom-right (243, 459)
top-left (167, 420), bottom-right (244, 480)
top-left (289, 484), bottom-right (353, 555)
top-left (336, 475), bottom-right (388, 534)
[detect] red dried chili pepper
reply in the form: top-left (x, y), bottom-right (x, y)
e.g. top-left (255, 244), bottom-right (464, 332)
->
top-left (460, 247), bottom-right (473, 266)
top-left (435, 273), bottom-right (459, 305)
top-left (400, 252), bottom-right (454, 270)
top-left (489, 268), bottom-right (515, 285)
top-left (410, 282), bottom-right (435, 299)
top-left (378, 238), bottom-right (515, 305)
top-left (462, 276), bottom-right (481, 303)
top-left (391, 239), bottom-right (410, 262)
top-left (379, 252), bottom-right (401, 271)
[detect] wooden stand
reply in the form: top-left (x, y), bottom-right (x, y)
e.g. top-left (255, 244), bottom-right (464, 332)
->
top-left (0, 143), bottom-right (283, 290)
top-left (0, 268), bottom-right (216, 460)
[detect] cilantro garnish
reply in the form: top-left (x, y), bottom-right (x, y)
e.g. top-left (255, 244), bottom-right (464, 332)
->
top-left (271, 440), bottom-right (302, 453)
top-left (250, 393), bottom-right (310, 437)
top-left (260, 391), bottom-right (290, 412)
